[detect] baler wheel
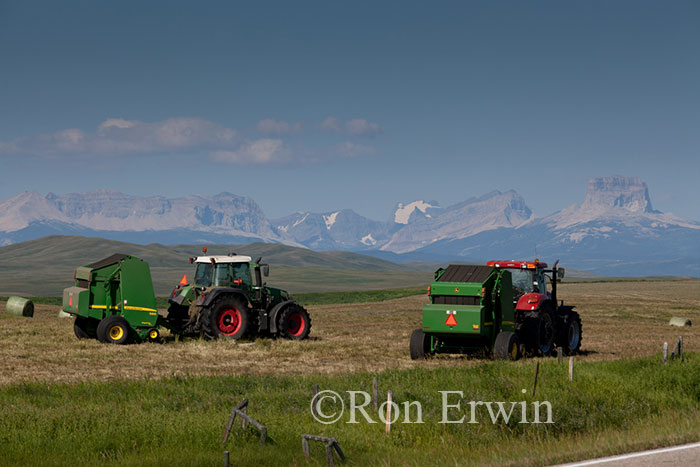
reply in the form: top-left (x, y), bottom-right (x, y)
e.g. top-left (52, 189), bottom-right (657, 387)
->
top-left (201, 297), bottom-right (250, 340)
top-left (409, 328), bottom-right (431, 360)
top-left (278, 305), bottom-right (311, 340)
top-left (494, 331), bottom-right (521, 360)
top-left (96, 315), bottom-right (131, 345)
top-left (74, 317), bottom-right (97, 339)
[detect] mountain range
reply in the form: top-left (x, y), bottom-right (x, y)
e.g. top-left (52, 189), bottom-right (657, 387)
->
top-left (1, 176), bottom-right (699, 276)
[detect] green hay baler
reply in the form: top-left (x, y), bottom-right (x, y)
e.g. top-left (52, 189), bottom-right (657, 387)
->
top-left (62, 254), bottom-right (166, 344)
top-left (410, 261), bottom-right (581, 360)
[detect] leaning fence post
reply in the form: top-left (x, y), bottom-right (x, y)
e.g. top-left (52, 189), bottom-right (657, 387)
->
top-left (663, 342), bottom-right (668, 364)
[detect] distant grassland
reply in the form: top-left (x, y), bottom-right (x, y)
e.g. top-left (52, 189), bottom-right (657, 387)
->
top-left (1, 356), bottom-right (700, 466)
top-left (0, 235), bottom-right (434, 296)
top-left (1, 287), bottom-right (427, 308)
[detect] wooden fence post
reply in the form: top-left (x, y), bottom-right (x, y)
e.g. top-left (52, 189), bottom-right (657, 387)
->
top-left (568, 357), bottom-right (574, 382)
top-left (372, 376), bottom-right (378, 411)
top-left (312, 384), bottom-right (319, 419)
top-left (385, 390), bottom-right (393, 434)
top-left (532, 362), bottom-right (540, 396)
top-left (663, 342), bottom-right (668, 364)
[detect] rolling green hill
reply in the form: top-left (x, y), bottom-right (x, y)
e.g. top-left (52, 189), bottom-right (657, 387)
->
top-left (0, 236), bottom-right (433, 296)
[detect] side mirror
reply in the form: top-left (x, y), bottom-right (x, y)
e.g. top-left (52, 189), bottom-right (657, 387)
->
top-left (557, 268), bottom-right (565, 281)
top-left (262, 264), bottom-right (269, 277)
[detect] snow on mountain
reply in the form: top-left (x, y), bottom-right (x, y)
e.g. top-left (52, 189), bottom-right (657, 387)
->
top-left (381, 190), bottom-right (535, 254)
top-left (323, 211), bottom-right (340, 230)
top-left (272, 209), bottom-right (393, 250)
top-left (393, 201), bottom-right (441, 224)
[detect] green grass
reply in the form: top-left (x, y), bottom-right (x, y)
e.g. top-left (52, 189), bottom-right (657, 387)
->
top-left (1, 355), bottom-right (700, 466)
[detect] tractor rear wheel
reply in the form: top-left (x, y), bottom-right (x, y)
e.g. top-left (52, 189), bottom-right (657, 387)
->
top-left (201, 296), bottom-right (250, 340)
top-left (74, 317), bottom-right (97, 339)
top-left (494, 331), bottom-right (521, 360)
top-left (559, 311), bottom-right (582, 355)
top-left (96, 315), bottom-right (131, 345)
top-left (278, 305), bottom-right (311, 340)
top-left (409, 328), bottom-right (432, 360)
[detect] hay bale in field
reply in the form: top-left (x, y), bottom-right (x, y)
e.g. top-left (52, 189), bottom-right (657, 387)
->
top-left (669, 317), bottom-right (691, 327)
top-left (58, 310), bottom-right (72, 318)
top-left (5, 296), bottom-right (34, 317)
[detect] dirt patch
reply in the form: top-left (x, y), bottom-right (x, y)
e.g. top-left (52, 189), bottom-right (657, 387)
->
top-left (0, 281), bottom-right (698, 385)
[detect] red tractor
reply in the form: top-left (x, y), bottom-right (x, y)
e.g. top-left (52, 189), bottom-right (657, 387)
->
top-left (486, 259), bottom-right (582, 356)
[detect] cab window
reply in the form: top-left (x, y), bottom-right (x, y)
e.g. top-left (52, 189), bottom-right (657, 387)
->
top-left (231, 263), bottom-right (251, 286)
top-left (194, 263), bottom-right (213, 287)
top-left (213, 264), bottom-right (231, 286)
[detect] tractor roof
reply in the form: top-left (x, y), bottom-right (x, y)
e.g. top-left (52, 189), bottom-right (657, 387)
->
top-left (195, 255), bottom-right (252, 264)
top-left (487, 260), bottom-right (548, 269)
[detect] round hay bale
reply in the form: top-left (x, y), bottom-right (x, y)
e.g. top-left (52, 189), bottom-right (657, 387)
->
top-left (669, 317), bottom-right (691, 327)
top-left (5, 296), bottom-right (34, 317)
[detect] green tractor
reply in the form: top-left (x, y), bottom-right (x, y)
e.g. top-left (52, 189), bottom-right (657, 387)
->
top-left (410, 260), bottom-right (581, 360)
top-left (166, 249), bottom-right (311, 341)
top-left (62, 250), bottom-right (311, 344)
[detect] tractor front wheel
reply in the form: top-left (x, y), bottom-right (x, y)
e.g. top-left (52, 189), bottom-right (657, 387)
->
top-left (96, 315), bottom-right (131, 345)
top-left (409, 328), bottom-right (432, 360)
top-left (201, 297), bottom-right (250, 340)
top-left (278, 305), bottom-right (311, 340)
top-left (494, 331), bottom-right (521, 360)
top-left (525, 309), bottom-right (555, 356)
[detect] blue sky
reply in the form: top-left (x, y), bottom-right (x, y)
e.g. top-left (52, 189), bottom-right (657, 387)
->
top-left (1, 0), bottom-right (698, 221)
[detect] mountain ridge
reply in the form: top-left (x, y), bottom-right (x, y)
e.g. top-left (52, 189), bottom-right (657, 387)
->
top-left (1, 176), bottom-right (698, 275)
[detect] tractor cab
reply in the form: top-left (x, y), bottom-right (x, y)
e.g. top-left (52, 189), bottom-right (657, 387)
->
top-left (486, 260), bottom-right (565, 304)
top-left (192, 255), bottom-right (255, 289)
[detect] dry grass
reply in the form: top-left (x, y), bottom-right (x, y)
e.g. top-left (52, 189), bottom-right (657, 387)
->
top-left (0, 280), bottom-right (699, 385)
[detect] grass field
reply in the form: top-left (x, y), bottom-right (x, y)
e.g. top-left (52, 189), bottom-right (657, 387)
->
top-left (2, 356), bottom-right (700, 466)
top-left (1, 280), bottom-right (699, 465)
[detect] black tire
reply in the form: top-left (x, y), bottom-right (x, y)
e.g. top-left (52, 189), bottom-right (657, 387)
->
top-left (166, 304), bottom-right (190, 329)
top-left (277, 305), bottom-right (311, 340)
top-left (524, 308), bottom-right (555, 356)
top-left (201, 296), bottom-right (250, 340)
top-left (409, 328), bottom-right (431, 360)
top-left (558, 311), bottom-right (582, 355)
top-left (494, 331), bottom-right (521, 360)
top-left (96, 315), bottom-right (131, 345)
top-left (74, 317), bottom-right (97, 339)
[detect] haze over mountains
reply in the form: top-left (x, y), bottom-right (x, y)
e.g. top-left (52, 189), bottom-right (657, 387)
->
top-left (1, 176), bottom-right (698, 276)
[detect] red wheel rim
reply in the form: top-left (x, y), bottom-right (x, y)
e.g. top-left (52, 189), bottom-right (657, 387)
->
top-left (287, 312), bottom-right (305, 337)
top-left (218, 307), bottom-right (242, 335)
